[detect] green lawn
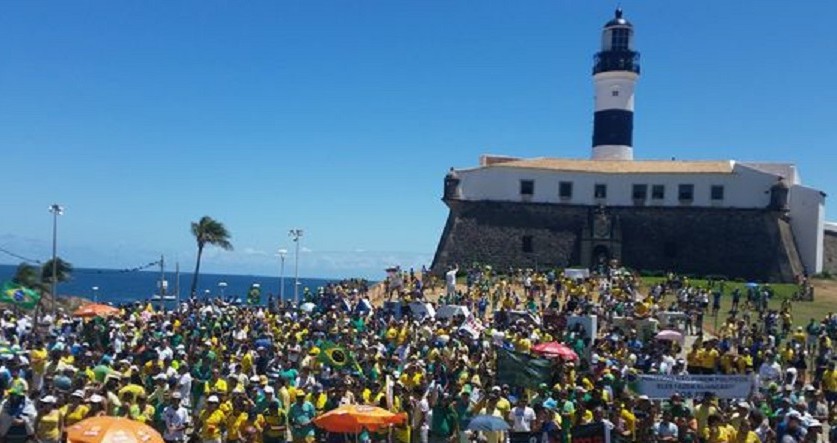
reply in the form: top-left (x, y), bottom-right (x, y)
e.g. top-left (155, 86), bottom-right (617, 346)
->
top-left (638, 277), bottom-right (830, 330)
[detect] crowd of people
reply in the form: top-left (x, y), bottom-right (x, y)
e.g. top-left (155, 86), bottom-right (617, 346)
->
top-left (0, 266), bottom-right (834, 443)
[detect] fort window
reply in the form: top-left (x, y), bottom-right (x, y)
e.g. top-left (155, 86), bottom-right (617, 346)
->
top-left (678, 184), bottom-right (694, 201)
top-left (522, 235), bottom-right (534, 253)
top-left (594, 184), bottom-right (607, 199)
top-left (651, 185), bottom-right (665, 200)
top-left (611, 90), bottom-right (619, 97)
top-left (711, 185), bottom-right (725, 201)
top-left (520, 180), bottom-right (535, 196)
top-left (632, 184), bottom-right (648, 200)
top-left (559, 181), bottom-right (573, 199)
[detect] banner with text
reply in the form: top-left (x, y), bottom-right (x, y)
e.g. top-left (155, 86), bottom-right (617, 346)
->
top-left (635, 374), bottom-right (753, 399)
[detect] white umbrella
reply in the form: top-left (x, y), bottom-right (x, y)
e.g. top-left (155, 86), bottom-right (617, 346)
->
top-left (655, 329), bottom-right (684, 344)
top-left (300, 302), bottom-right (317, 313)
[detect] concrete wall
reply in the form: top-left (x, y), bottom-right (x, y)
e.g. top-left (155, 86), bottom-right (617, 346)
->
top-left (432, 200), bottom-right (802, 282)
top-left (824, 230), bottom-right (837, 275)
top-left (788, 185), bottom-right (825, 274)
top-left (454, 162), bottom-right (778, 209)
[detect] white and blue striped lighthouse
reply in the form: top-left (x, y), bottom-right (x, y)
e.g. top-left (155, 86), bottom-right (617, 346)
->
top-left (591, 8), bottom-right (640, 161)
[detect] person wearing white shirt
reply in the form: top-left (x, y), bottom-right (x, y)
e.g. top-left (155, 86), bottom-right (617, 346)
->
top-left (176, 365), bottom-right (193, 408)
top-left (163, 392), bottom-right (189, 443)
top-left (759, 352), bottom-right (782, 387)
top-left (509, 398), bottom-right (536, 432)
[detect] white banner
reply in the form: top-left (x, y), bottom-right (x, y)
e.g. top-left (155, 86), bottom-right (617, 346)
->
top-left (636, 374), bottom-right (753, 400)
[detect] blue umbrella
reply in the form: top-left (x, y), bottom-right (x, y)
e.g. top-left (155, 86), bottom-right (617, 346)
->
top-left (468, 415), bottom-right (510, 432)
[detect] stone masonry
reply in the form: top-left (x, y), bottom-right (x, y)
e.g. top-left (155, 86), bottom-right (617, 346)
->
top-left (431, 200), bottom-right (803, 282)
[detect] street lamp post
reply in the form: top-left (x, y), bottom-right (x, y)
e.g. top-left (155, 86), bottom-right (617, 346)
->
top-left (92, 286), bottom-right (99, 303)
top-left (219, 281), bottom-right (227, 301)
top-left (48, 204), bottom-right (64, 315)
top-left (277, 249), bottom-right (288, 301)
top-left (204, 289), bottom-right (211, 299)
top-left (289, 229), bottom-right (303, 305)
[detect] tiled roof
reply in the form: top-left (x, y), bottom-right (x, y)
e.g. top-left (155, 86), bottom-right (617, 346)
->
top-left (487, 157), bottom-right (735, 174)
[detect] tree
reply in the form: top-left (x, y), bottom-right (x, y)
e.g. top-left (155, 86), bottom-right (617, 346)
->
top-left (189, 216), bottom-right (233, 296)
top-left (41, 258), bottom-right (74, 288)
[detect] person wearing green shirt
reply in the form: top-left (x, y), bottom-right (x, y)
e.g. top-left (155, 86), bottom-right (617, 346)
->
top-left (288, 392), bottom-right (316, 443)
top-left (429, 391), bottom-right (459, 443)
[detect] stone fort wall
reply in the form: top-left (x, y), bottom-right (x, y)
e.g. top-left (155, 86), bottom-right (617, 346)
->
top-left (431, 200), bottom-right (803, 282)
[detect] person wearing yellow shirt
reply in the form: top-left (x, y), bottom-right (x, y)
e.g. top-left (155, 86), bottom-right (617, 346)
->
top-left (227, 409), bottom-right (251, 443)
top-left (706, 414), bottom-right (732, 443)
top-left (63, 391), bottom-right (90, 427)
top-left (198, 395), bottom-right (226, 443)
top-left (305, 386), bottom-right (328, 413)
top-left (618, 400), bottom-right (636, 440)
top-left (34, 396), bottom-right (63, 443)
top-left (694, 395), bottom-right (718, 439)
top-left (30, 343), bottom-right (48, 393)
top-left (261, 400), bottom-right (287, 443)
top-left (698, 343), bottom-right (719, 374)
top-left (732, 419), bottom-right (761, 443)
top-left (129, 396), bottom-right (155, 425)
top-left (241, 348), bottom-right (254, 375)
top-left (822, 362), bottom-right (837, 405)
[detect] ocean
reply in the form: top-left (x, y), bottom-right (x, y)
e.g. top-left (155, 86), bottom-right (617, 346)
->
top-left (0, 264), bottom-right (349, 305)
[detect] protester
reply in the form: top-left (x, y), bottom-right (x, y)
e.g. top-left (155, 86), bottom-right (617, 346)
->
top-left (0, 268), bottom-right (830, 443)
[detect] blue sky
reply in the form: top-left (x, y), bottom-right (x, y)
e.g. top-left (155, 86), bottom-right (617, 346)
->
top-left (1, 1), bottom-right (835, 279)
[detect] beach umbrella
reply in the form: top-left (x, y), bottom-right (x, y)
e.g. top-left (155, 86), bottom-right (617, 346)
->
top-left (300, 302), bottom-right (317, 313)
top-left (73, 303), bottom-right (120, 318)
top-left (313, 404), bottom-right (406, 433)
top-left (745, 282), bottom-right (759, 288)
top-left (67, 416), bottom-right (163, 443)
top-left (531, 342), bottom-right (578, 361)
top-left (467, 415), bottom-right (510, 432)
top-left (655, 330), bottom-right (684, 344)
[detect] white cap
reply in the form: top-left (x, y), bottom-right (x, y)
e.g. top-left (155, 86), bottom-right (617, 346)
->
top-left (40, 395), bottom-right (57, 404)
top-left (154, 373), bottom-right (167, 381)
top-left (264, 386), bottom-right (275, 394)
top-left (89, 394), bottom-right (104, 403)
top-left (250, 375), bottom-right (260, 383)
top-left (71, 390), bottom-right (85, 398)
top-left (207, 395), bottom-right (220, 403)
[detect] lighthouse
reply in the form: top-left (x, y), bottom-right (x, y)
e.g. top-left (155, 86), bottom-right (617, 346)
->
top-left (591, 8), bottom-right (640, 161)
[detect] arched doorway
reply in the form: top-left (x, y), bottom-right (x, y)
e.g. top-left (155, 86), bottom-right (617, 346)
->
top-left (592, 244), bottom-right (610, 269)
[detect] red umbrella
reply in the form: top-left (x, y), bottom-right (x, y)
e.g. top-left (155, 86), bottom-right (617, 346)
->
top-left (531, 342), bottom-right (578, 360)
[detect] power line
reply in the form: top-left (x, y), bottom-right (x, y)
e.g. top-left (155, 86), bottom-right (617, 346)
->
top-left (0, 246), bottom-right (42, 265)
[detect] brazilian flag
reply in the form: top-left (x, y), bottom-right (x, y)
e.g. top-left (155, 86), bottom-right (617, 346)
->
top-left (318, 341), bottom-right (353, 369)
top-left (247, 284), bottom-right (261, 305)
top-left (0, 282), bottom-right (41, 310)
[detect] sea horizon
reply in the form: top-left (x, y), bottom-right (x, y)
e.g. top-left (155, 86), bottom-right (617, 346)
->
top-left (0, 263), bottom-right (374, 305)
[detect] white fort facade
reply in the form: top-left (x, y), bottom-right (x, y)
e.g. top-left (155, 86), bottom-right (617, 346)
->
top-left (431, 9), bottom-right (831, 282)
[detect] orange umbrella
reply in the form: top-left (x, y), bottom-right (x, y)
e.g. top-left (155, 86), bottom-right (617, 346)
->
top-left (313, 404), bottom-right (406, 433)
top-left (73, 303), bottom-right (120, 318)
top-left (67, 417), bottom-right (163, 443)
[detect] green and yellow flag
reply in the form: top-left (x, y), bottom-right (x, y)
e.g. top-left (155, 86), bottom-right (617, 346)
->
top-left (0, 282), bottom-right (41, 310)
top-left (318, 341), bottom-right (353, 369)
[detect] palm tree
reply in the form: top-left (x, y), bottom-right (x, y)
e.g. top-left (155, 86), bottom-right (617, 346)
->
top-left (189, 216), bottom-right (233, 296)
top-left (41, 258), bottom-right (74, 289)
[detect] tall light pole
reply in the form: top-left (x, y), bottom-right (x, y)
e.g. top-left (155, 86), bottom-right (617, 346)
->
top-left (48, 204), bottom-right (64, 315)
top-left (92, 286), bottom-right (99, 303)
top-left (289, 229), bottom-right (303, 305)
top-left (218, 281), bottom-right (227, 300)
top-left (277, 249), bottom-right (288, 301)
